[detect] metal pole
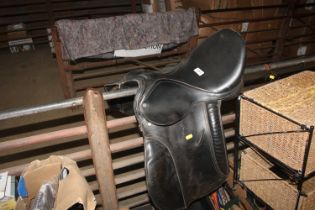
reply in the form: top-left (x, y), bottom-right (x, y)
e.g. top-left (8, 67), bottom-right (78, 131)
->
top-left (0, 55), bottom-right (314, 121)
top-left (233, 96), bottom-right (242, 186)
top-left (294, 125), bottom-right (314, 210)
top-left (0, 87), bottom-right (137, 121)
top-left (245, 55), bottom-right (315, 74)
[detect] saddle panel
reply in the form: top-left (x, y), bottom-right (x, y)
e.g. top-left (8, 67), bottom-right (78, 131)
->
top-left (141, 102), bottom-right (228, 210)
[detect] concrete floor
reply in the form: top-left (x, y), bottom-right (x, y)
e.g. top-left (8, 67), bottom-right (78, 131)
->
top-left (0, 46), bottom-right (63, 110)
top-left (0, 46), bottom-right (81, 166)
top-left (0, 46), bottom-right (78, 131)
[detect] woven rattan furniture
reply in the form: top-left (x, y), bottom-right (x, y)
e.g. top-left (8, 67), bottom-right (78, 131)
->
top-left (234, 71), bottom-right (315, 210)
top-left (240, 149), bottom-right (315, 210)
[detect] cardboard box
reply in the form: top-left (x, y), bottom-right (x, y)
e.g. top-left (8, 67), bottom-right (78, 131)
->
top-left (16, 156), bottom-right (96, 210)
top-left (6, 23), bottom-right (28, 41)
top-left (6, 23), bottom-right (34, 53)
top-left (7, 31), bottom-right (27, 41)
top-left (8, 38), bottom-right (35, 53)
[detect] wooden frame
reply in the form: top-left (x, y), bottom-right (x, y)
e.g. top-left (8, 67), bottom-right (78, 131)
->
top-left (0, 88), bottom-right (236, 209)
top-left (51, 26), bottom-right (198, 98)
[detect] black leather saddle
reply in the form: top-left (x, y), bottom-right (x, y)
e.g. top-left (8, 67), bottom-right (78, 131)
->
top-left (116, 29), bottom-right (245, 210)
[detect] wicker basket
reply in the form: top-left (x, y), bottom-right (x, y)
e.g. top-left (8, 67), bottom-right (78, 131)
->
top-left (240, 148), bottom-right (315, 210)
top-left (240, 71), bottom-right (315, 175)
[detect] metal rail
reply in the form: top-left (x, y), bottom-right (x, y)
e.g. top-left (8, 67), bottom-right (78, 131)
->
top-left (0, 55), bottom-right (315, 121)
top-left (0, 87), bottom-right (137, 121)
top-left (245, 55), bottom-right (315, 74)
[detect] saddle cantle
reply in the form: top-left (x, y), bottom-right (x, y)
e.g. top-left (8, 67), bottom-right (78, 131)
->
top-left (117, 29), bottom-right (245, 210)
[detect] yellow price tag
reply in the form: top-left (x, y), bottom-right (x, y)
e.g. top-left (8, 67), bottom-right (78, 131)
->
top-left (185, 134), bottom-right (193, 140)
top-left (269, 74), bottom-right (275, 80)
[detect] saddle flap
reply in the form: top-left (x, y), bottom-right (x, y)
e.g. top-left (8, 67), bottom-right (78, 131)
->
top-left (142, 102), bottom-right (228, 210)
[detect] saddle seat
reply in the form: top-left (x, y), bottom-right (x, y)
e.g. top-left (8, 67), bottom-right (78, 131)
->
top-left (117, 29), bottom-right (245, 210)
top-left (125, 29), bottom-right (245, 126)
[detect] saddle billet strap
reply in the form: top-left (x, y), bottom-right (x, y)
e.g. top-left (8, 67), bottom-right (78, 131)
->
top-left (138, 101), bottom-right (228, 210)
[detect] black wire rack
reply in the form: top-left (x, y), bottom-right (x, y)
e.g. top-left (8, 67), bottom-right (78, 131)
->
top-left (233, 95), bottom-right (314, 210)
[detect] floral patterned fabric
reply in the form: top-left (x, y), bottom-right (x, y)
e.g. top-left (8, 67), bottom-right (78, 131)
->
top-left (55, 8), bottom-right (198, 61)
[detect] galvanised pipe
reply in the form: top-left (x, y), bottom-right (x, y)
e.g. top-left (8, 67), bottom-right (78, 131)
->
top-left (0, 55), bottom-right (314, 121)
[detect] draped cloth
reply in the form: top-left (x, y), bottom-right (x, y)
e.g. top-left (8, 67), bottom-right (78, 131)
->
top-left (55, 8), bottom-right (198, 60)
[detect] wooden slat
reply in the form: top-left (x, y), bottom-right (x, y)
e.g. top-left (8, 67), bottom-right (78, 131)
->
top-left (52, 1), bottom-right (137, 11)
top-left (89, 180), bottom-right (99, 192)
top-left (0, 13), bottom-right (49, 26)
top-left (0, 116), bottom-right (137, 154)
top-left (84, 168), bottom-right (146, 190)
top-left (0, 4), bottom-right (46, 16)
top-left (1, 136), bottom-right (144, 176)
top-left (81, 167), bottom-right (95, 177)
top-left (200, 4), bottom-right (287, 13)
top-left (222, 113), bottom-right (235, 125)
top-left (90, 180), bottom-right (147, 200)
top-left (119, 193), bottom-right (150, 209)
top-left (81, 151), bottom-right (146, 179)
top-left (110, 137), bottom-right (144, 153)
top-left (0, 0), bottom-right (45, 7)
top-left (2, 125), bottom-right (234, 176)
top-left (117, 181), bottom-right (147, 200)
top-left (112, 152), bottom-right (144, 170)
top-left (115, 168), bottom-right (145, 185)
top-left (0, 125), bottom-right (87, 153)
top-left (73, 58), bottom-right (180, 80)
top-left (53, 7), bottom-right (134, 19)
top-left (66, 42), bottom-right (189, 71)
top-left (1, 149), bottom-right (91, 176)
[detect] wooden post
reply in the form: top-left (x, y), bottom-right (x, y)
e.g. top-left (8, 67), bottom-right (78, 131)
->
top-left (46, 0), bottom-right (54, 26)
top-left (131, 0), bottom-right (137, 13)
top-left (272, 0), bottom-right (297, 61)
top-left (51, 27), bottom-right (75, 98)
top-left (84, 89), bottom-right (119, 210)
